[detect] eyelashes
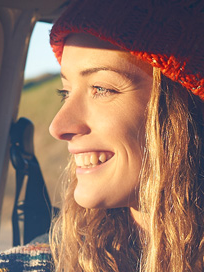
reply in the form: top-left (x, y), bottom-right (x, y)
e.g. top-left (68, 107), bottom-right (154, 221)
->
top-left (91, 86), bottom-right (118, 98)
top-left (56, 89), bottom-right (70, 102)
top-left (56, 86), bottom-right (118, 102)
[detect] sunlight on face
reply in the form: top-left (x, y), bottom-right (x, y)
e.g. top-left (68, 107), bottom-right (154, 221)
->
top-left (49, 33), bottom-right (153, 210)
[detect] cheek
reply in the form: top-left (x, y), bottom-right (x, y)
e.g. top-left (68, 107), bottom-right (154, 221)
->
top-left (89, 98), bottom-right (146, 136)
top-left (127, 115), bottom-right (146, 149)
top-left (120, 98), bottom-right (147, 147)
top-left (109, 108), bottom-right (146, 150)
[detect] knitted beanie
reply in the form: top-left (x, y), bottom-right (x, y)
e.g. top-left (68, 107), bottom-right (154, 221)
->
top-left (50, 0), bottom-right (204, 100)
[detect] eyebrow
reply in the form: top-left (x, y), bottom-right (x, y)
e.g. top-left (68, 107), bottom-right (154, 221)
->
top-left (61, 66), bottom-right (136, 81)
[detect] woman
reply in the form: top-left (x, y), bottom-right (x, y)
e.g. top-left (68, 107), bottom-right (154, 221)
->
top-left (49, 0), bottom-right (204, 271)
top-left (0, 0), bottom-right (204, 271)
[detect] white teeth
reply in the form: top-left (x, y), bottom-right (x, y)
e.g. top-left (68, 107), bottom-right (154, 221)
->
top-left (74, 152), bottom-right (111, 168)
top-left (99, 153), bottom-right (106, 163)
top-left (84, 155), bottom-right (90, 166)
top-left (90, 153), bottom-right (99, 165)
top-left (74, 155), bottom-right (84, 167)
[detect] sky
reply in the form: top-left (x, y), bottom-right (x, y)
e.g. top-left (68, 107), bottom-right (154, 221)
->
top-left (24, 22), bottom-right (61, 79)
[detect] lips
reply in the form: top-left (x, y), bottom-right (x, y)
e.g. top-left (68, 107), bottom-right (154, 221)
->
top-left (74, 151), bottom-right (114, 168)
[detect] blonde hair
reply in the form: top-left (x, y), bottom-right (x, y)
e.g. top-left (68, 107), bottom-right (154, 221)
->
top-left (50, 68), bottom-right (204, 271)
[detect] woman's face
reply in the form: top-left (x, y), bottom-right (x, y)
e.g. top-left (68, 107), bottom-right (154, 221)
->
top-left (50, 33), bottom-right (153, 209)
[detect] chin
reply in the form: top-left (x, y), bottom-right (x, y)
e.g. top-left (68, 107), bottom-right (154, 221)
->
top-left (74, 192), bottom-right (134, 210)
top-left (74, 189), bottom-right (103, 209)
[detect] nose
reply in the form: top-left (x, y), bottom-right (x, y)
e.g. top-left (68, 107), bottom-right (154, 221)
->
top-left (49, 97), bottom-right (90, 141)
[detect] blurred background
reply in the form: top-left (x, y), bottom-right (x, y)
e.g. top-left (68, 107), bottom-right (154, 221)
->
top-left (0, 22), bottom-right (68, 250)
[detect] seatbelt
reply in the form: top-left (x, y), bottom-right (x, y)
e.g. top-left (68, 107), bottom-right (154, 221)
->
top-left (10, 117), bottom-right (52, 246)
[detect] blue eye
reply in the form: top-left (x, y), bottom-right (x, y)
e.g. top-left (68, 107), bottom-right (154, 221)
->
top-left (92, 86), bottom-right (117, 98)
top-left (56, 89), bottom-right (70, 102)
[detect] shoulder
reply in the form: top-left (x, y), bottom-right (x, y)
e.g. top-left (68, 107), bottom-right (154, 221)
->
top-left (0, 243), bottom-right (53, 272)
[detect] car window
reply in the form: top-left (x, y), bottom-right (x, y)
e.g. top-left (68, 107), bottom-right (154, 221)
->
top-left (0, 21), bottom-right (67, 251)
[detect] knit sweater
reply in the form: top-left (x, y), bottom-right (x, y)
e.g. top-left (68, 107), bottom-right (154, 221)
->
top-left (0, 243), bottom-right (53, 272)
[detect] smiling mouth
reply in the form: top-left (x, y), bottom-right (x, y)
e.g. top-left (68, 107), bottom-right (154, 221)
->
top-left (74, 151), bottom-right (114, 168)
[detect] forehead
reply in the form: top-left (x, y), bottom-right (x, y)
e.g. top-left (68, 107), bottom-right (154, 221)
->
top-left (62, 33), bottom-right (153, 77)
top-left (64, 32), bottom-right (120, 50)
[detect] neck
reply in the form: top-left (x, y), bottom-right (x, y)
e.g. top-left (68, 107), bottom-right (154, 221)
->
top-left (130, 207), bottom-right (149, 232)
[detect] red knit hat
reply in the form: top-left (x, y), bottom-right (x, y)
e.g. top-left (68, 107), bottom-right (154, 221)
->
top-left (50, 0), bottom-right (204, 100)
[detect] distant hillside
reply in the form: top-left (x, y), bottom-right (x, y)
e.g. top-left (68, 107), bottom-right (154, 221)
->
top-left (18, 74), bottom-right (67, 203)
top-left (23, 73), bottom-right (60, 90)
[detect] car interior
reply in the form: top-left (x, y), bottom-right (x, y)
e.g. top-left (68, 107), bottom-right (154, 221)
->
top-left (0, 0), bottom-right (69, 248)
